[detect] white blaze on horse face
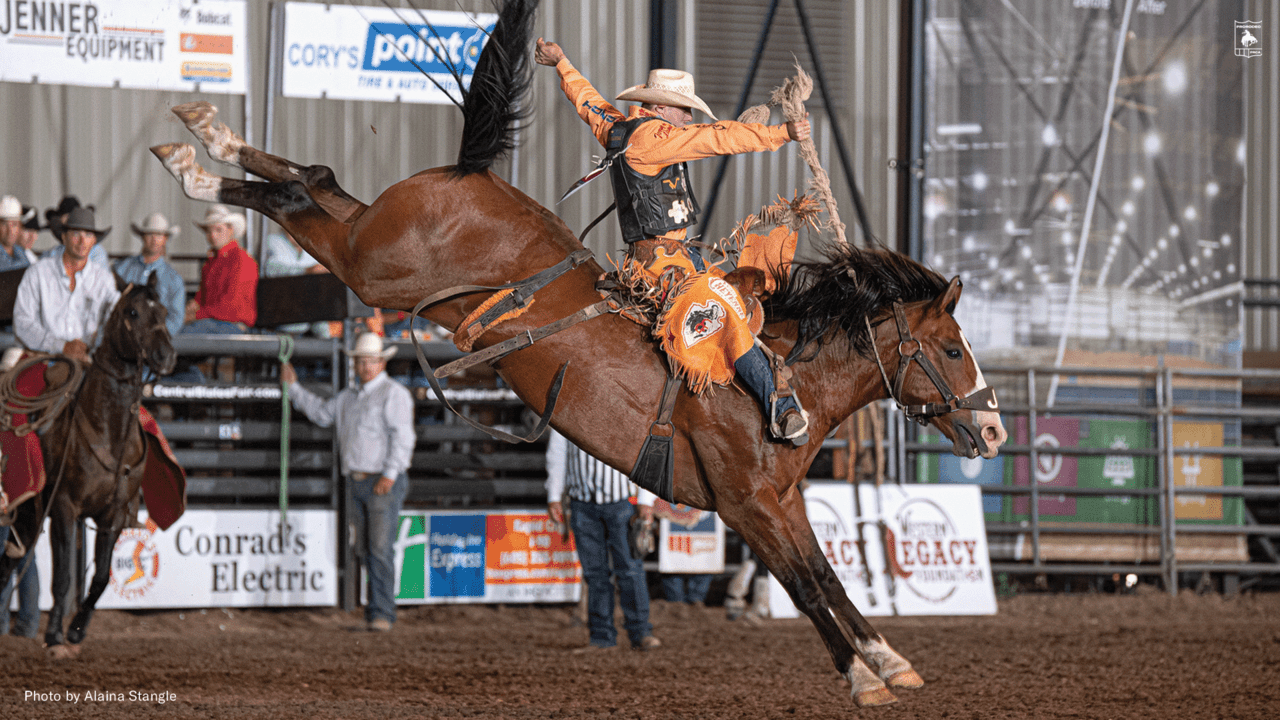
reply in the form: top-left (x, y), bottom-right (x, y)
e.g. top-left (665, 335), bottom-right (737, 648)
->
top-left (959, 328), bottom-right (1006, 451)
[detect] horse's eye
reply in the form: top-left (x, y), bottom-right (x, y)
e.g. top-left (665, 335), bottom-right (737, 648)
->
top-left (127, 308), bottom-right (139, 319)
top-left (946, 349), bottom-right (962, 360)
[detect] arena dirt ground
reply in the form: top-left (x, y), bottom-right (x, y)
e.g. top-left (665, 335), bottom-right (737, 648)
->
top-left (2, 589), bottom-right (1277, 719)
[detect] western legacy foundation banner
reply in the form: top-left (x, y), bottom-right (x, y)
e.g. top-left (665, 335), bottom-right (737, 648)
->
top-left (768, 482), bottom-right (997, 618)
top-left (387, 508), bottom-right (581, 605)
top-left (0, 0), bottom-right (247, 93)
top-left (17, 509), bottom-right (336, 610)
top-left (282, 1), bottom-right (496, 104)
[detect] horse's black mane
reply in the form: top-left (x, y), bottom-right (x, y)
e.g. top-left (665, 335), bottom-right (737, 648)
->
top-left (765, 243), bottom-right (949, 364)
top-left (454, 0), bottom-right (538, 177)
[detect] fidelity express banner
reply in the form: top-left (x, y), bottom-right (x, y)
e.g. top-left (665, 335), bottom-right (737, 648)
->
top-left (0, 0), bottom-right (247, 93)
top-left (282, 2), bottom-right (496, 104)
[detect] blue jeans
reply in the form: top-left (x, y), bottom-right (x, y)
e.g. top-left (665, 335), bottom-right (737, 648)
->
top-left (351, 472), bottom-right (408, 624)
top-left (0, 527), bottom-right (40, 637)
top-left (733, 347), bottom-right (799, 419)
top-left (662, 574), bottom-right (712, 605)
top-left (569, 498), bottom-right (652, 647)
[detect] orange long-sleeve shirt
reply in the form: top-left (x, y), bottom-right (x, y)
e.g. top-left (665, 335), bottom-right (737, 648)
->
top-left (556, 59), bottom-right (792, 240)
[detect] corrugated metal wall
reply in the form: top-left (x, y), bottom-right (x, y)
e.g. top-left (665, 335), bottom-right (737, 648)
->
top-left (1243, 0), bottom-right (1280, 352)
top-left (0, 0), bottom-right (906, 289)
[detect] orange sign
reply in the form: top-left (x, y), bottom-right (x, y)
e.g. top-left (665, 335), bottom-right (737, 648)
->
top-left (1172, 423), bottom-right (1223, 520)
top-left (484, 514), bottom-right (580, 585)
top-left (180, 33), bottom-right (233, 54)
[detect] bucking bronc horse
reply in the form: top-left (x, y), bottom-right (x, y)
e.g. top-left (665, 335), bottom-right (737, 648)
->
top-left (150, 0), bottom-right (1005, 706)
top-left (0, 274), bottom-right (178, 657)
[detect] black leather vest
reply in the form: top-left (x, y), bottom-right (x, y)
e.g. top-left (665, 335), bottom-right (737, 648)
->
top-left (605, 118), bottom-right (701, 244)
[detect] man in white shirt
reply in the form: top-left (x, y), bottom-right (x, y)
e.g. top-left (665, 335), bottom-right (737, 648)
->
top-left (546, 429), bottom-right (661, 652)
top-left (14, 206), bottom-right (120, 364)
top-left (281, 333), bottom-right (415, 632)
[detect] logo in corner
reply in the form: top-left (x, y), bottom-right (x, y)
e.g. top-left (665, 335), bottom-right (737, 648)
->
top-left (1236, 20), bottom-right (1261, 58)
top-left (109, 528), bottom-right (160, 601)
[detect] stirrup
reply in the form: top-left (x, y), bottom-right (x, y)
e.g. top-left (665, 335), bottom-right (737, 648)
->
top-left (768, 396), bottom-right (810, 447)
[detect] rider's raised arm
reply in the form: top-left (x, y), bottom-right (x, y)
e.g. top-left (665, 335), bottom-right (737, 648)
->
top-left (553, 58), bottom-right (625, 148)
top-left (624, 120), bottom-right (792, 175)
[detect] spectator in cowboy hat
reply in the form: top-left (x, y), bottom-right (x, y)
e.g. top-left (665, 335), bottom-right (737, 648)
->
top-left (181, 203), bottom-right (258, 334)
top-left (14, 206), bottom-right (121, 364)
top-left (18, 206), bottom-right (43, 265)
top-left (115, 212), bottom-right (186, 338)
top-left (0, 195), bottom-right (29, 272)
top-left (280, 332), bottom-right (415, 632)
top-left (42, 195), bottom-right (109, 267)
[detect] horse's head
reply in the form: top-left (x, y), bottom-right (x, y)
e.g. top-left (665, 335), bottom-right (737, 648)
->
top-left (101, 272), bottom-right (178, 376)
top-left (867, 277), bottom-right (1006, 459)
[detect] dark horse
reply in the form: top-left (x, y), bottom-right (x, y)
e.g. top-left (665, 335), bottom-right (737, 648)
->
top-left (150, 0), bottom-right (1005, 706)
top-left (0, 273), bottom-right (177, 657)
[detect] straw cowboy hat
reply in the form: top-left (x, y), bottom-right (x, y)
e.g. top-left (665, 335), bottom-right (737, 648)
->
top-left (0, 195), bottom-right (21, 220)
top-left (194, 204), bottom-right (246, 239)
top-left (616, 69), bottom-right (718, 121)
top-left (61, 206), bottom-right (111, 239)
top-left (131, 212), bottom-right (181, 239)
top-left (344, 332), bottom-right (397, 361)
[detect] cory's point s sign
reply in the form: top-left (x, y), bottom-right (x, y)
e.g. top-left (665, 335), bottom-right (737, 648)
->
top-left (282, 1), bottom-right (496, 104)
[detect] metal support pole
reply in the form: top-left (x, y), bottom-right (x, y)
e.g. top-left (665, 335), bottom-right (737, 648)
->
top-left (1163, 366), bottom-right (1178, 595)
top-left (1027, 368), bottom-right (1041, 565)
top-left (258, 1), bottom-right (285, 268)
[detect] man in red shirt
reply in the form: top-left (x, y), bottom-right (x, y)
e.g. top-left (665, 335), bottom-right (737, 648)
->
top-left (182, 204), bottom-right (258, 334)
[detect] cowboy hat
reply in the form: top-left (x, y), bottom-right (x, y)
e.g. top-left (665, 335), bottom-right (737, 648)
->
top-left (194, 204), bottom-right (246, 239)
top-left (44, 195), bottom-right (92, 242)
top-left (20, 205), bottom-right (44, 231)
top-left (616, 69), bottom-right (718, 121)
top-left (344, 332), bottom-right (396, 361)
top-left (61, 206), bottom-right (111, 239)
top-left (0, 195), bottom-right (21, 220)
top-left (131, 212), bottom-right (181, 239)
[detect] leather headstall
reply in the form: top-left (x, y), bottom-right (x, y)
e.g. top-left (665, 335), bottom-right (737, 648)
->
top-left (866, 302), bottom-right (998, 425)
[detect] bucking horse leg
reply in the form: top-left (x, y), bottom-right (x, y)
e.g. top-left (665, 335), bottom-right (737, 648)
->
top-left (168, 101), bottom-right (368, 224)
top-left (779, 488), bottom-right (924, 702)
top-left (65, 522), bottom-right (123, 646)
top-left (150, 143), bottom-right (355, 280)
top-left (719, 489), bottom-right (897, 706)
top-left (44, 497), bottom-right (80, 658)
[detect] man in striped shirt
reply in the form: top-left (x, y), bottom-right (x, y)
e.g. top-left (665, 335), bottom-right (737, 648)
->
top-left (546, 429), bottom-right (662, 652)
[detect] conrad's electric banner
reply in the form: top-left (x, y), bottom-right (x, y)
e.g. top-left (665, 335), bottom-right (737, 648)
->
top-left (0, 0), bottom-right (247, 93)
top-left (282, 2), bottom-right (496, 104)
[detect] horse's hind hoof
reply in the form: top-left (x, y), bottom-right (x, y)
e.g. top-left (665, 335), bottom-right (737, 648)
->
top-left (171, 101), bottom-right (218, 131)
top-left (853, 687), bottom-right (899, 707)
top-left (47, 643), bottom-right (81, 661)
top-left (886, 669), bottom-right (924, 690)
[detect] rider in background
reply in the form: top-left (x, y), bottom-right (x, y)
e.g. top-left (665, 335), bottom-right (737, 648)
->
top-left (536, 39), bottom-right (812, 445)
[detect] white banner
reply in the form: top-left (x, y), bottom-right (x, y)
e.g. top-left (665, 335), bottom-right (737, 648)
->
top-left (769, 483), bottom-right (997, 618)
top-left (657, 511), bottom-right (725, 574)
top-left (0, 0), bottom-right (247, 93)
top-left (282, 2), bottom-right (496, 104)
top-left (16, 509), bottom-right (337, 610)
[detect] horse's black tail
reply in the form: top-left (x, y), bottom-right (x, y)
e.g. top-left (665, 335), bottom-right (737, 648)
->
top-left (454, 0), bottom-right (538, 177)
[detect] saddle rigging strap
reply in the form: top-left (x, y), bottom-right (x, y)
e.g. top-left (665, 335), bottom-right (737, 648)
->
top-left (629, 371), bottom-right (681, 503)
top-left (408, 250), bottom-right (611, 444)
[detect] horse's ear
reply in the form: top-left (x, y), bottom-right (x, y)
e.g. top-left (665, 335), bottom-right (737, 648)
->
top-left (930, 276), bottom-right (962, 316)
top-left (113, 271), bottom-right (129, 293)
top-left (146, 271), bottom-right (159, 290)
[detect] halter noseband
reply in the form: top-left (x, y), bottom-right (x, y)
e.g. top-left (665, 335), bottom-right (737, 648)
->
top-left (865, 302), bottom-right (999, 425)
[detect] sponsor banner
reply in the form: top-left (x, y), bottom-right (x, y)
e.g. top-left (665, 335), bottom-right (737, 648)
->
top-left (769, 482), bottom-right (996, 618)
top-left (0, 0), bottom-right (247, 93)
top-left (16, 509), bottom-right (335, 610)
top-left (390, 509), bottom-right (580, 604)
top-left (282, 2), bottom-right (496, 104)
top-left (1012, 416), bottom-right (1079, 517)
top-left (1172, 422), bottom-right (1224, 521)
top-left (657, 507), bottom-right (725, 574)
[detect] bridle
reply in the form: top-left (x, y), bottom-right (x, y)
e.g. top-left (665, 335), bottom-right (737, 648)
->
top-left (864, 302), bottom-right (999, 425)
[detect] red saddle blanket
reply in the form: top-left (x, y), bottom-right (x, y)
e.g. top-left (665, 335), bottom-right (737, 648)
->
top-left (0, 362), bottom-right (187, 529)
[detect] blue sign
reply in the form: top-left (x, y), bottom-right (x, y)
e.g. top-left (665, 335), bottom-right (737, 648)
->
top-left (362, 22), bottom-right (491, 74)
top-left (938, 454), bottom-right (1005, 515)
top-left (428, 514), bottom-right (485, 598)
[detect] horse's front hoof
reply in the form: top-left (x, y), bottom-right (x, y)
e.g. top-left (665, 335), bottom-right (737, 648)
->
top-left (853, 687), bottom-right (899, 707)
top-left (150, 142), bottom-right (193, 166)
top-left (886, 669), bottom-right (924, 689)
top-left (46, 643), bottom-right (81, 661)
